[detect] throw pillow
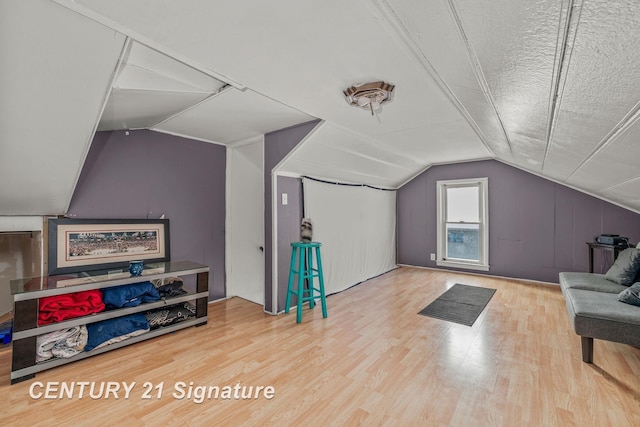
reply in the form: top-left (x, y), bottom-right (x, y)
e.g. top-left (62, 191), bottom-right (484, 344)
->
top-left (619, 283), bottom-right (640, 307)
top-left (605, 248), bottom-right (640, 286)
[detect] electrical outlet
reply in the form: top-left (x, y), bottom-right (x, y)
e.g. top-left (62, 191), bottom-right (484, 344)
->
top-left (430, 253), bottom-right (436, 261)
top-left (281, 193), bottom-right (288, 205)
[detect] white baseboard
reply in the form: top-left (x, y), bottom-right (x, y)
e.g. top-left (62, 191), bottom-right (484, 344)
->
top-left (396, 264), bottom-right (559, 287)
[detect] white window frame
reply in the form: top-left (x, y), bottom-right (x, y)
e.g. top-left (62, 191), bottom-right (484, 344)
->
top-left (436, 177), bottom-right (489, 271)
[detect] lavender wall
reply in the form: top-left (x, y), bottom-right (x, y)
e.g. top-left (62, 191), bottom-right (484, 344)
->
top-left (398, 160), bottom-right (640, 283)
top-left (277, 176), bottom-right (303, 311)
top-left (68, 130), bottom-right (226, 300)
top-left (264, 120), bottom-right (319, 313)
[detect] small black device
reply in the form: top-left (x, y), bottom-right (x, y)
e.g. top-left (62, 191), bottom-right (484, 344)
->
top-left (594, 234), bottom-right (629, 246)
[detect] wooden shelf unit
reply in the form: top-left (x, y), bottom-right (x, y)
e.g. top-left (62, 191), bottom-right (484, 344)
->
top-left (10, 260), bottom-right (209, 384)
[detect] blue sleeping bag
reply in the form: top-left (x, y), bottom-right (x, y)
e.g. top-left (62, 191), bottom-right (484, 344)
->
top-left (101, 281), bottom-right (160, 309)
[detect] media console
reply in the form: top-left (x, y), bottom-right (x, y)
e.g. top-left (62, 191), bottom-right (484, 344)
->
top-left (10, 260), bottom-right (209, 384)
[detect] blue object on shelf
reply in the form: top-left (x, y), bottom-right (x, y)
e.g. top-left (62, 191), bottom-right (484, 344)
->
top-left (129, 260), bottom-right (144, 276)
top-left (0, 320), bottom-right (12, 344)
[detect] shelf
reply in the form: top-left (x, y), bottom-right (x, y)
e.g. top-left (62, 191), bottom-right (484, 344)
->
top-left (11, 317), bottom-right (206, 380)
top-left (11, 260), bottom-right (209, 300)
top-left (10, 260), bottom-right (209, 384)
top-left (12, 291), bottom-right (208, 340)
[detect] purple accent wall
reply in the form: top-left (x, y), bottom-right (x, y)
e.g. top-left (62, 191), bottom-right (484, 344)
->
top-left (398, 160), bottom-right (640, 283)
top-left (68, 130), bottom-right (226, 300)
top-left (277, 176), bottom-right (303, 311)
top-left (264, 120), bottom-right (319, 313)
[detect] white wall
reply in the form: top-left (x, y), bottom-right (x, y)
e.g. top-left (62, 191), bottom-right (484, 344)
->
top-left (0, 217), bottom-right (43, 316)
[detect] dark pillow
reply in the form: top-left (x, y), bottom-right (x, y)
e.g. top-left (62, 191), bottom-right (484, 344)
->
top-left (619, 283), bottom-right (640, 307)
top-left (605, 248), bottom-right (640, 286)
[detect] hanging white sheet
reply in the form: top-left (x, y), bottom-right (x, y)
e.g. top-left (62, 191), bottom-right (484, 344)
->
top-left (302, 178), bottom-right (396, 295)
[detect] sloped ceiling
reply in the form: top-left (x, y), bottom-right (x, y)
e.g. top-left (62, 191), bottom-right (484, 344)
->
top-left (3, 0), bottom-right (640, 214)
top-left (98, 40), bottom-right (314, 144)
top-left (97, 41), bottom-right (225, 132)
top-left (0, 0), bottom-right (125, 215)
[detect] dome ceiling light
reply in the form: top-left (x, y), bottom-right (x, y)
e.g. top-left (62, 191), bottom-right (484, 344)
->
top-left (343, 81), bottom-right (395, 116)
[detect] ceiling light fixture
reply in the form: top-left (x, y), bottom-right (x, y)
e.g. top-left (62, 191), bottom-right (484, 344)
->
top-left (343, 81), bottom-right (395, 116)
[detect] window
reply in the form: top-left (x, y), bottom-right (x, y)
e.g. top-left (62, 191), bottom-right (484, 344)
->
top-left (436, 178), bottom-right (489, 271)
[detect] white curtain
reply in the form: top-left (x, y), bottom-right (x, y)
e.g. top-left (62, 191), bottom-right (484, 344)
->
top-left (303, 178), bottom-right (396, 295)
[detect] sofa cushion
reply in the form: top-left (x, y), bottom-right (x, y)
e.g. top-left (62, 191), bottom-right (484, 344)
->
top-left (559, 272), bottom-right (627, 293)
top-left (564, 288), bottom-right (640, 348)
top-left (619, 283), bottom-right (640, 307)
top-left (604, 248), bottom-right (640, 286)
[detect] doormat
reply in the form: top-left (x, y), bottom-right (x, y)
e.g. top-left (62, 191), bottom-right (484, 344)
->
top-left (418, 284), bottom-right (496, 327)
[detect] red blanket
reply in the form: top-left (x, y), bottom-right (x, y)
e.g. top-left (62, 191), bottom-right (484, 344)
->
top-left (38, 290), bottom-right (105, 325)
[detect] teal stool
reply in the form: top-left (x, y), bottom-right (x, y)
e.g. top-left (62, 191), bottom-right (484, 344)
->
top-left (285, 242), bottom-right (328, 323)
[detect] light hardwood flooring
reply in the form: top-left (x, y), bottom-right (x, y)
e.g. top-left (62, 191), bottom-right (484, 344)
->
top-left (1, 266), bottom-right (639, 426)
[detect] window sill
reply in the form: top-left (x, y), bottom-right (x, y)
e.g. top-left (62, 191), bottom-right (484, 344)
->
top-left (436, 260), bottom-right (489, 272)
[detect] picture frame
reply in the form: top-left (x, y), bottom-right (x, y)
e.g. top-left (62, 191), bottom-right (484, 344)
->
top-left (47, 218), bottom-right (170, 275)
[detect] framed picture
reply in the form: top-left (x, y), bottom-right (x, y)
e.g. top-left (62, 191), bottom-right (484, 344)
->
top-left (47, 218), bottom-right (170, 275)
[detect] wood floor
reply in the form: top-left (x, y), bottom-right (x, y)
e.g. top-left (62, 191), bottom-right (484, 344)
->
top-left (1, 266), bottom-right (639, 426)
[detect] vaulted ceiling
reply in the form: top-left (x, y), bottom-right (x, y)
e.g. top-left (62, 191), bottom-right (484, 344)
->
top-left (2, 0), bottom-right (640, 215)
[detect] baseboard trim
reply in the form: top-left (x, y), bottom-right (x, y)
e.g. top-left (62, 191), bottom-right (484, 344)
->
top-left (396, 264), bottom-right (559, 287)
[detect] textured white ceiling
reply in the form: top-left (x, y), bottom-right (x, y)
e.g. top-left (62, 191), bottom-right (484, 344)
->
top-left (3, 0), bottom-right (640, 214)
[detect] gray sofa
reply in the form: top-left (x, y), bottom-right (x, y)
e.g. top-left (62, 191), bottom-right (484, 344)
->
top-left (559, 272), bottom-right (640, 363)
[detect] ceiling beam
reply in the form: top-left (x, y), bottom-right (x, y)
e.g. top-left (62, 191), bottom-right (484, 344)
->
top-left (542, 0), bottom-right (581, 172)
top-left (444, 0), bottom-right (514, 158)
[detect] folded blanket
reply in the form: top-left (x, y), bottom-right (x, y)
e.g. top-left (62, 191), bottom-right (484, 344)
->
top-left (145, 302), bottom-right (196, 329)
top-left (85, 313), bottom-right (150, 351)
top-left (151, 277), bottom-right (187, 298)
top-left (101, 281), bottom-right (160, 309)
top-left (38, 290), bottom-right (105, 325)
top-left (36, 325), bottom-right (88, 362)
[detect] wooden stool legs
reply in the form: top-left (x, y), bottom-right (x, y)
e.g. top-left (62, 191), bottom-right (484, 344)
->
top-left (285, 242), bottom-right (327, 323)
